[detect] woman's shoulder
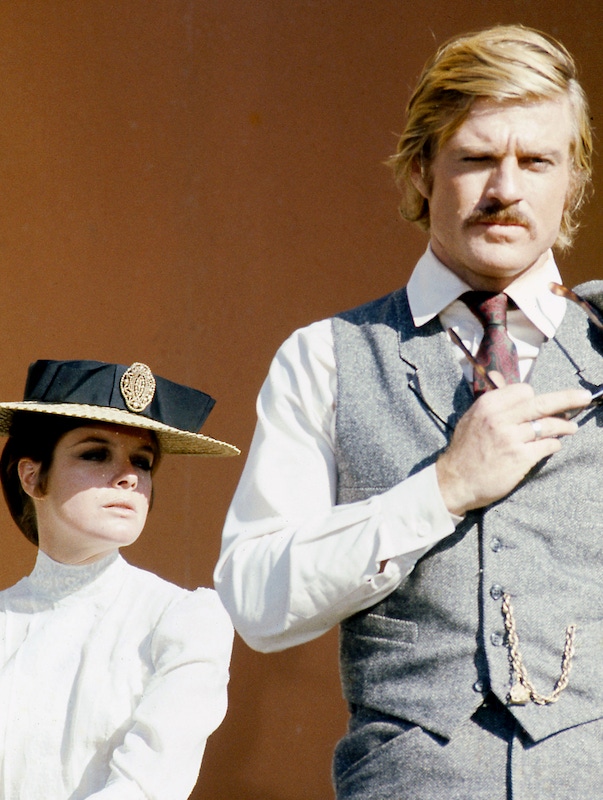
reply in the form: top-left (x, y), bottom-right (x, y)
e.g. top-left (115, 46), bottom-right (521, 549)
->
top-left (121, 559), bottom-right (233, 641)
top-left (122, 559), bottom-right (188, 594)
top-left (149, 584), bottom-right (234, 668)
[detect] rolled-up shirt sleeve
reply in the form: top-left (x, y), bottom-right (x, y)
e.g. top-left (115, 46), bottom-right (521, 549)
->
top-left (214, 319), bottom-right (456, 653)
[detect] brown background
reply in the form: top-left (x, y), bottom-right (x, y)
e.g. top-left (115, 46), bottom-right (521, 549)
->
top-left (0, 2), bottom-right (602, 798)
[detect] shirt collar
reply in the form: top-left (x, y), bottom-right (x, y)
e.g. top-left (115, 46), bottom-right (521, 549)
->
top-left (407, 245), bottom-right (566, 338)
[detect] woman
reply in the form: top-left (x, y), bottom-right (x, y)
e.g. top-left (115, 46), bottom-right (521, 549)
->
top-left (0, 359), bottom-right (239, 800)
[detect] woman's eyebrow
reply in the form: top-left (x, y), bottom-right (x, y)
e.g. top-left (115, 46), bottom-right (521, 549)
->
top-left (68, 434), bottom-right (156, 454)
top-left (67, 435), bottom-right (111, 448)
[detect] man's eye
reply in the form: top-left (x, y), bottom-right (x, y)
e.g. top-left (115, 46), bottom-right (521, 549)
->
top-left (523, 156), bottom-right (552, 169)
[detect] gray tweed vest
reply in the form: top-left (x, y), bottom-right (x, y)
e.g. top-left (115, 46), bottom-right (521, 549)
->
top-left (332, 281), bottom-right (603, 745)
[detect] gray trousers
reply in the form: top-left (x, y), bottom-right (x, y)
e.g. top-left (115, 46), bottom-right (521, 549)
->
top-left (333, 697), bottom-right (602, 800)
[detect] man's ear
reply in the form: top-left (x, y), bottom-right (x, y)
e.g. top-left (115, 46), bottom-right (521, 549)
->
top-left (18, 459), bottom-right (43, 499)
top-left (410, 157), bottom-right (430, 198)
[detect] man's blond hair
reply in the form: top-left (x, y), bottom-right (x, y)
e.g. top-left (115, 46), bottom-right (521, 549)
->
top-left (389, 25), bottom-right (593, 250)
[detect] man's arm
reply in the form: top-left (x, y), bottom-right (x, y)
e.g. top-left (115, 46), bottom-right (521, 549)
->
top-left (214, 322), bottom-right (460, 652)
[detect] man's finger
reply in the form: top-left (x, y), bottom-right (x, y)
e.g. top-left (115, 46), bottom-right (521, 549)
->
top-left (487, 370), bottom-right (507, 390)
top-left (531, 388), bottom-right (592, 419)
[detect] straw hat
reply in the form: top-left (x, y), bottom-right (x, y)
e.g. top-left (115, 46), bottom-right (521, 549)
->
top-left (0, 360), bottom-right (240, 457)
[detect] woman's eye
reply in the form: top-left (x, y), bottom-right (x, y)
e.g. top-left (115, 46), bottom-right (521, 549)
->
top-left (132, 456), bottom-right (153, 472)
top-left (80, 448), bottom-right (108, 462)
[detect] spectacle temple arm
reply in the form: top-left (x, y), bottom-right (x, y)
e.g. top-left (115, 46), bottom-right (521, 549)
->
top-left (560, 385), bottom-right (603, 420)
top-left (447, 328), bottom-right (498, 391)
top-left (549, 282), bottom-right (603, 331)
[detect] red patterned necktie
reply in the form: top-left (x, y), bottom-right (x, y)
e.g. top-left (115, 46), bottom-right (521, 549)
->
top-left (461, 291), bottom-right (520, 395)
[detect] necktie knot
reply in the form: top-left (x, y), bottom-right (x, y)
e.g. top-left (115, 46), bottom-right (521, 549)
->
top-left (462, 291), bottom-right (509, 328)
top-left (460, 291), bottom-right (520, 395)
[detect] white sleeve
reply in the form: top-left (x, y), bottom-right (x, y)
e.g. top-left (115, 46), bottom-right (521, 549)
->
top-left (85, 590), bottom-right (234, 800)
top-left (214, 319), bottom-right (457, 653)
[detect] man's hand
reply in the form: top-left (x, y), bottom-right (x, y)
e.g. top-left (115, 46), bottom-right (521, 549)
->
top-left (436, 377), bottom-right (592, 517)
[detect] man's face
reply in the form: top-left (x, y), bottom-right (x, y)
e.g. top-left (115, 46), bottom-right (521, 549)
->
top-left (412, 96), bottom-right (575, 291)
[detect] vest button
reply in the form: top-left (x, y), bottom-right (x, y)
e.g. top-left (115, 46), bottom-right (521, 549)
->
top-left (490, 631), bottom-right (504, 646)
top-left (491, 538), bottom-right (504, 552)
top-left (473, 680), bottom-right (485, 693)
top-left (490, 584), bottom-right (504, 600)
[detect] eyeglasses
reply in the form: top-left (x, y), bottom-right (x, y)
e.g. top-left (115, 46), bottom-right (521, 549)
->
top-left (447, 282), bottom-right (603, 416)
top-left (549, 282), bottom-right (603, 332)
top-left (548, 283), bottom-right (603, 415)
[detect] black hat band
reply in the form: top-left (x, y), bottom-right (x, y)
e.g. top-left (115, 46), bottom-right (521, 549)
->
top-left (24, 360), bottom-right (215, 433)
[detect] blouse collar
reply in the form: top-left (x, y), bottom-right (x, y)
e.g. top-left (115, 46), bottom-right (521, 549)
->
top-left (28, 549), bottom-right (123, 601)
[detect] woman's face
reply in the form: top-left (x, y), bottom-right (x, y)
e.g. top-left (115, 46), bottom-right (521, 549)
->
top-left (19, 423), bottom-right (157, 564)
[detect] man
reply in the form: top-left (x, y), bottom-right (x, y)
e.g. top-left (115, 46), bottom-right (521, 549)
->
top-left (215, 25), bottom-right (602, 799)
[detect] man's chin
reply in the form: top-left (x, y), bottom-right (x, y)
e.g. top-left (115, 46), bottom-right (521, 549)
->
top-left (454, 247), bottom-right (547, 290)
top-left (466, 237), bottom-right (542, 270)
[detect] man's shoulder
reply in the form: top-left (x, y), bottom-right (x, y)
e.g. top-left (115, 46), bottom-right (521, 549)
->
top-left (274, 286), bottom-right (411, 367)
top-left (572, 279), bottom-right (603, 309)
top-left (334, 286), bottom-right (409, 326)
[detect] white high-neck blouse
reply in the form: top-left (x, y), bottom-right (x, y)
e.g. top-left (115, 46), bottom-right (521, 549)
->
top-left (0, 550), bottom-right (233, 799)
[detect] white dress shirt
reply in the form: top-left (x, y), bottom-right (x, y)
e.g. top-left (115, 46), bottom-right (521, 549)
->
top-left (214, 248), bottom-right (566, 653)
top-left (0, 550), bottom-right (233, 800)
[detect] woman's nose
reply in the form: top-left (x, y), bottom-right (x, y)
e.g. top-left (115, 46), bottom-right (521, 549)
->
top-left (112, 462), bottom-right (138, 489)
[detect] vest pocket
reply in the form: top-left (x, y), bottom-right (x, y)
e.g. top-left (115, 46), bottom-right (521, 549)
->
top-left (342, 611), bottom-right (418, 645)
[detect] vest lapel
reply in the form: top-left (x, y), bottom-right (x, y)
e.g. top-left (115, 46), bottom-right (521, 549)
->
top-left (394, 290), bottom-right (473, 432)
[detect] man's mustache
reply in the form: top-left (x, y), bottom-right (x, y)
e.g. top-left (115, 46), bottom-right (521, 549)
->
top-left (464, 206), bottom-right (532, 228)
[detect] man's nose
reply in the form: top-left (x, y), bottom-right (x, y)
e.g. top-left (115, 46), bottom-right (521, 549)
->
top-left (485, 158), bottom-right (522, 205)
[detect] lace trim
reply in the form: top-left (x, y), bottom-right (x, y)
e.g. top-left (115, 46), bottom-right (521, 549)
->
top-left (28, 550), bottom-right (121, 600)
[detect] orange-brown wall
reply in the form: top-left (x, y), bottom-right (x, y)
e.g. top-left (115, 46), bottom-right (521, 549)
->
top-left (1, 3), bottom-right (602, 798)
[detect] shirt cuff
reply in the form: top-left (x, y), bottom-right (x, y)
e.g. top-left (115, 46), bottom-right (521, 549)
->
top-left (377, 463), bottom-right (458, 562)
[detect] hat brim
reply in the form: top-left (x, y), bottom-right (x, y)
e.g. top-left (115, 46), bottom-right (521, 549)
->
top-left (0, 402), bottom-right (240, 457)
